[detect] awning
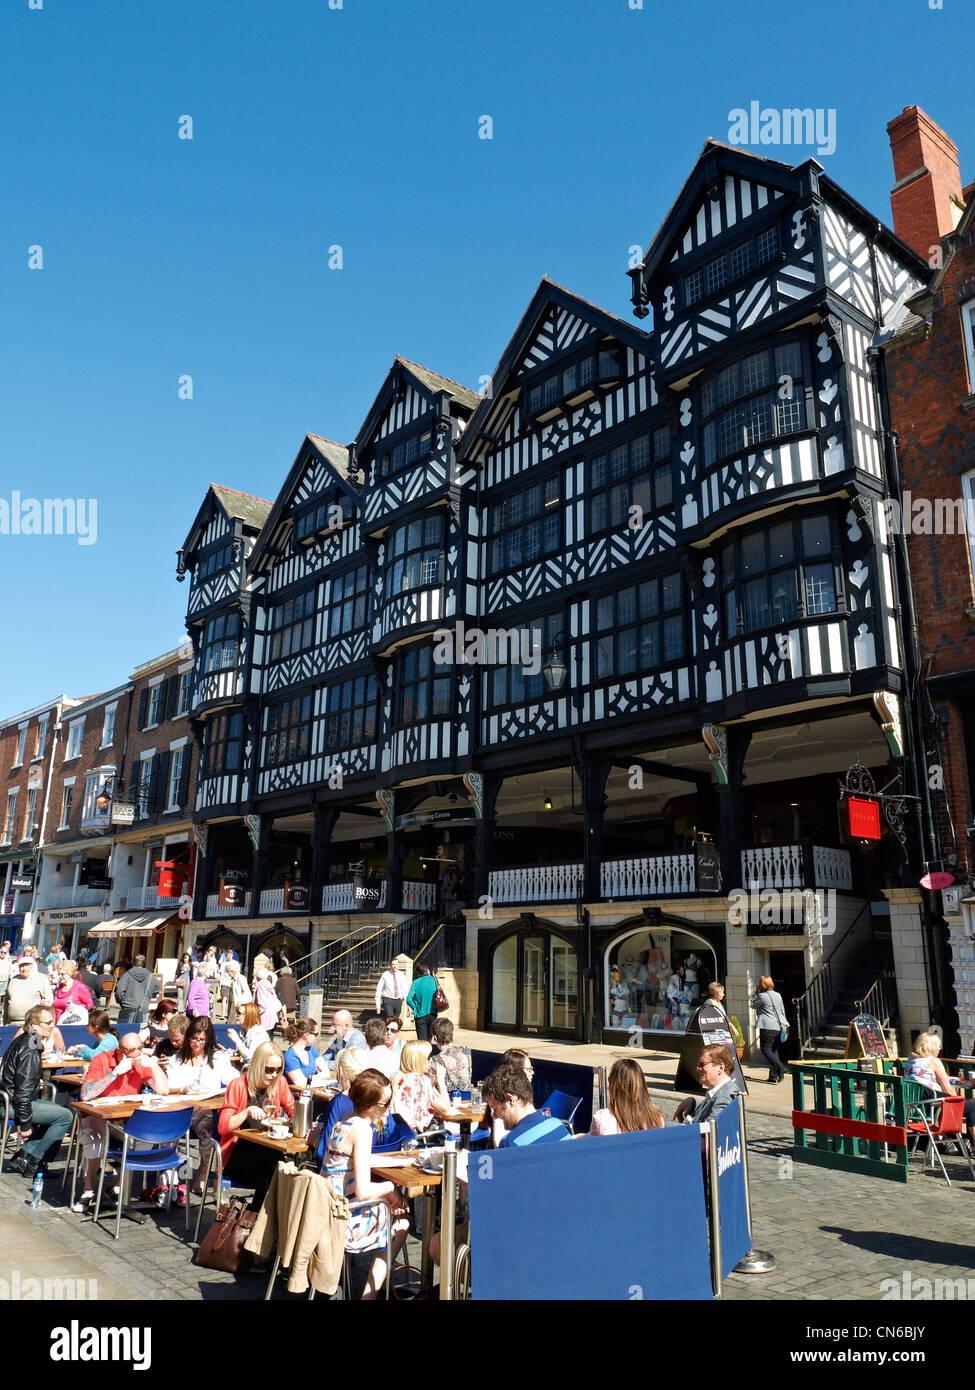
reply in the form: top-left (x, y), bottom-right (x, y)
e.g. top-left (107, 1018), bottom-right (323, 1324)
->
top-left (86, 911), bottom-right (176, 939)
top-left (0, 848), bottom-right (36, 865)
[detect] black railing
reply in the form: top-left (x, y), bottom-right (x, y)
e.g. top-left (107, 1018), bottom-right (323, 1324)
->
top-left (792, 898), bottom-right (872, 1057)
top-left (301, 906), bottom-right (466, 1003)
top-left (855, 966), bottom-right (899, 1037)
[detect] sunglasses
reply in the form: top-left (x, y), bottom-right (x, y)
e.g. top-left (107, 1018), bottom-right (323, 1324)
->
top-left (264, 1066), bottom-right (283, 1076)
top-left (121, 1047), bottom-right (143, 1057)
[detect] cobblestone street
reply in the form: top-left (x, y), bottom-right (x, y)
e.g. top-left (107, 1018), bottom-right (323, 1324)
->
top-left (2, 1101), bottom-right (972, 1305)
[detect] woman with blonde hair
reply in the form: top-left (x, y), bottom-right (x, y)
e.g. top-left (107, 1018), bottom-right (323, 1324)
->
top-left (218, 1042), bottom-right (295, 1209)
top-left (314, 1046), bottom-right (367, 1166)
top-left (589, 1058), bottom-right (666, 1134)
top-left (392, 1040), bottom-right (451, 1132)
top-left (749, 974), bottom-right (789, 1083)
top-left (905, 1031), bottom-right (975, 1159)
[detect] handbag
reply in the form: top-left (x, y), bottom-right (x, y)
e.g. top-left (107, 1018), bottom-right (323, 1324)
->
top-left (769, 992), bottom-right (790, 1043)
top-left (194, 1198), bottom-right (257, 1274)
top-left (431, 977), bottom-right (449, 1013)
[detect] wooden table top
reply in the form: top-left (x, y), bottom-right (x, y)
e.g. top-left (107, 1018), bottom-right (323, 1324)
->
top-left (372, 1157), bottom-right (443, 1188)
top-left (42, 1056), bottom-right (85, 1070)
top-left (71, 1093), bottom-right (225, 1123)
top-left (235, 1127), bottom-right (309, 1155)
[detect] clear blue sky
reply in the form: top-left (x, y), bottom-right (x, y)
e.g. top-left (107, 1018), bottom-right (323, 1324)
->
top-left (1, 0), bottom-right (970, 716)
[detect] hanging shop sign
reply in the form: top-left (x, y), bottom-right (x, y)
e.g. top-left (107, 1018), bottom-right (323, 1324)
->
top-left (846, 796), bottom-right (881, 841)
top-left (694, 842), bottom-right (721, 893)
top-left (10, 873), bottom-right (35, 892)
top-left (84, 877), bottom-right (112, 891)
top-left (155, 862), bottom-right (188, 898)
top-left (283, 881), bottom-right (310, 911)
top-left (353, 875), bottom-right (384, 910)
top-left (111, 803), bottom-right (135, 826)
top-left (217, 866), bottom-right (250, 908)
top-left (919, 870), bottom-right (955, 891)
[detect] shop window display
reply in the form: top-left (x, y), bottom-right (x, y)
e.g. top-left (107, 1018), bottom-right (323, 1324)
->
top-left (605, 929), bottom-right (715, 1033)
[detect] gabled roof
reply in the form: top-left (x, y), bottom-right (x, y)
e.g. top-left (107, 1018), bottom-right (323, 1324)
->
top-left (179, 483), bottom-right (272, 559)
top-left (395, 357), bottom-right (481, 412)
top-left (630, 140), bottom-right (806, 290)
top-left (355, 356), bottom-right (479, 452)
top-left (456, 276), bottom-right (653, 464)
top-left (249, 433), bottom-right (358, 574)
top-left (307, 433), bottom-right (351, 478)
top-left (209, 485), bottom-right (273, 531)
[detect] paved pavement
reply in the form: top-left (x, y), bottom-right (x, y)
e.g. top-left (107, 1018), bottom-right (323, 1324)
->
top-left (1, 1030), bottom-right (971, 1303)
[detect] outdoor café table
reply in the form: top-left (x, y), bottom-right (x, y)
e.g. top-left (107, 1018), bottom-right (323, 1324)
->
top-left (234, 1128), bottom-right (309, 1158)
top-left (441, 1102), bottom-right (485, 1148)
top-left (372, 1153), bottom-right (451, 1294)
top-left (70, 1093), bottom-right (225, 1222)
top-left (42, 1055), bottom-right (85, 1070)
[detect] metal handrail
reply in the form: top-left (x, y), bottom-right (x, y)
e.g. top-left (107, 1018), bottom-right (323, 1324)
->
top-left (303, 905), bottom-right (466, 1004)
top-left (413, 922), bottom-right (445, 964)
top-left (855, 966), bottom-right (899, 1032)
top-left (792, 898), bottom-right (872, 1057)
top-left (290, 920), bottom-right (376, 980)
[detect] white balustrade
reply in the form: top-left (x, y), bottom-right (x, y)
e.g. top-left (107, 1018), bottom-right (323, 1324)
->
top-left (205, 892), bottom-right (251, 919)
top-left (402, 881), bottom-right (437, 911)
top-left (600, 854), bottom-right (696, 899)
top-left (813, 845), bottom-right (853, 891)
top-left (488, 863), bottom-right (583, 905)
top-left (44, 886), bottom-right (110, 909)
top-left (125, 886), bottom-right (182, 911)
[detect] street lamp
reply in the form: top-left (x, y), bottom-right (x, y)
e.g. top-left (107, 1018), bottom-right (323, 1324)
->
top-left (542, 632), bottom-right (569, 692)
top-left (94, 779), bottom-right (113, 814)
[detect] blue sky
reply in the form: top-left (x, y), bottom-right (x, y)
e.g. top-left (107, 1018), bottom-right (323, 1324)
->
top-left (1, 0), bottom-right (970, 715)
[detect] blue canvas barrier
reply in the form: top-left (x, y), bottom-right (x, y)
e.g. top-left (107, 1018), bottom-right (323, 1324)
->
top-left (469, 1048), bottom-right (597, 1133)
top-left (714, 1098), bottom-right (751, 1279)
top-left (467, 1125), bottom-right (713, 1301)
top-left (0, 1022), bottom-right (234, 1057)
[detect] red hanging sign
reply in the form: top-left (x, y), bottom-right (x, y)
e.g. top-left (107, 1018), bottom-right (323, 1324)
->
top-left (920, 871), bottom-right (955, 891)
top-left (847, 796), bottom-right (881, 841)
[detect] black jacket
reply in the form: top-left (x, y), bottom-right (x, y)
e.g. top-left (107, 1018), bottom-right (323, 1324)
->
top-left (0, 1031), bottom-right (43, 1127)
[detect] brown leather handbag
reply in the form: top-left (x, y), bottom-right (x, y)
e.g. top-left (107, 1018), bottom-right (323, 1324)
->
top-left (194, 1198), bottom-right (257, 1274)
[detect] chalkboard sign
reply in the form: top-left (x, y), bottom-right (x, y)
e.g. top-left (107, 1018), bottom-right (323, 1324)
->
top-left (844, 1013), bottom-right (889, 1060)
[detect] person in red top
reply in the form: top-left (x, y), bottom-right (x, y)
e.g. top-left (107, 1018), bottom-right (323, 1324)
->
top-left (218, 1042), bottom-right (295, 1210)
top-left (72, 1034), bottom-right (169, 1211)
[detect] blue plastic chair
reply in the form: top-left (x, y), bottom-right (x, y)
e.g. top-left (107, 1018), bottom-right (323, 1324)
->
top-left (538, 1090), bottom-right (583, 1132)
top-left (373, 1116), bottom-right (417, 1153)
top-left (92, 1109), bottom-right (193, 1240)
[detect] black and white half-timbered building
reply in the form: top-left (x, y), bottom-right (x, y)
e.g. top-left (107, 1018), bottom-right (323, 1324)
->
top-left (177, 142), bottom-right (937, 1051)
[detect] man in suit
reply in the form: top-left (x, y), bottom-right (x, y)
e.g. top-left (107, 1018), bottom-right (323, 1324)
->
top-left (673, 1044), bottom-right (740, 1123)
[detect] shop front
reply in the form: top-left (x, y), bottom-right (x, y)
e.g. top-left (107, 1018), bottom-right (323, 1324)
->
top-left (479, 918), bottom-right (581, 1040)
top-left (599, 919), bottom-right (722, 1043)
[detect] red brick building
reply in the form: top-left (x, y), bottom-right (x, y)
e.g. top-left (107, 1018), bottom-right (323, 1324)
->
top-left (0, 695), bottom-right (76, 946)
top-left (881, 105), bottom-right (975, 1047)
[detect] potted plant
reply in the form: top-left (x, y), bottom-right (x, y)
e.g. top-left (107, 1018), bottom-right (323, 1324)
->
top-left (729, 1016), bottom-right (746, 1062)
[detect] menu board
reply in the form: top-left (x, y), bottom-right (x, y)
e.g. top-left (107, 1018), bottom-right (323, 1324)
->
top-left (844, 1013), bottom-right (889, 1059)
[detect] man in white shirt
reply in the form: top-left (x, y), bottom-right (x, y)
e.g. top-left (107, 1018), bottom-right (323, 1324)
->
top-left (375, 956), bottom-right (407, 1019)
top-left (362, 1016), bottom-right (398, 1079)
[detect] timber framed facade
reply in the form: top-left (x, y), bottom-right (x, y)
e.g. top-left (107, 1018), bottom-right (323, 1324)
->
top-left (177, 141), bottom-right (943, 1052)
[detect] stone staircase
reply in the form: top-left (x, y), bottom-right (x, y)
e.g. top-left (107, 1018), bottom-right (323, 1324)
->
top-left (320, 971), bottom-right (418, 1036)
top-left (802, 938), bottom-right (897, 1059)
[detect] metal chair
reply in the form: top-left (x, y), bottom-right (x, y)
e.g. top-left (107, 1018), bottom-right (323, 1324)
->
top-left (191, 1137), bottom-right (226, 1244)
top-left (0, 1092), bottom-right (15, 1177)
top-left (340, 1196), bottom-right (396, 1301)
top-left (903, 1081), bottom-right (975, 1187)
top-left (92, 1109), bottom-right (193, 1239)
top-left (454, 1241), bottom-right (472, 1300)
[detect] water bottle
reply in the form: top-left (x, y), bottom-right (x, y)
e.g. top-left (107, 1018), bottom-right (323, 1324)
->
top-left (30, 1170), bottom-right (44, 1210)
top-left (293, 1078), bottom-right (313, 1138)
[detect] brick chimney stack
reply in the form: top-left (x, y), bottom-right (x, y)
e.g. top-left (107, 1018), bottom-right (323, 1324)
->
top-left (887, 105), bottom-right (964, 262)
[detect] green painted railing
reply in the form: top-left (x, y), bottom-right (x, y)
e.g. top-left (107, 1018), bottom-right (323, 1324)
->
top-left (791, 1059), bottom-right (911, 1183)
